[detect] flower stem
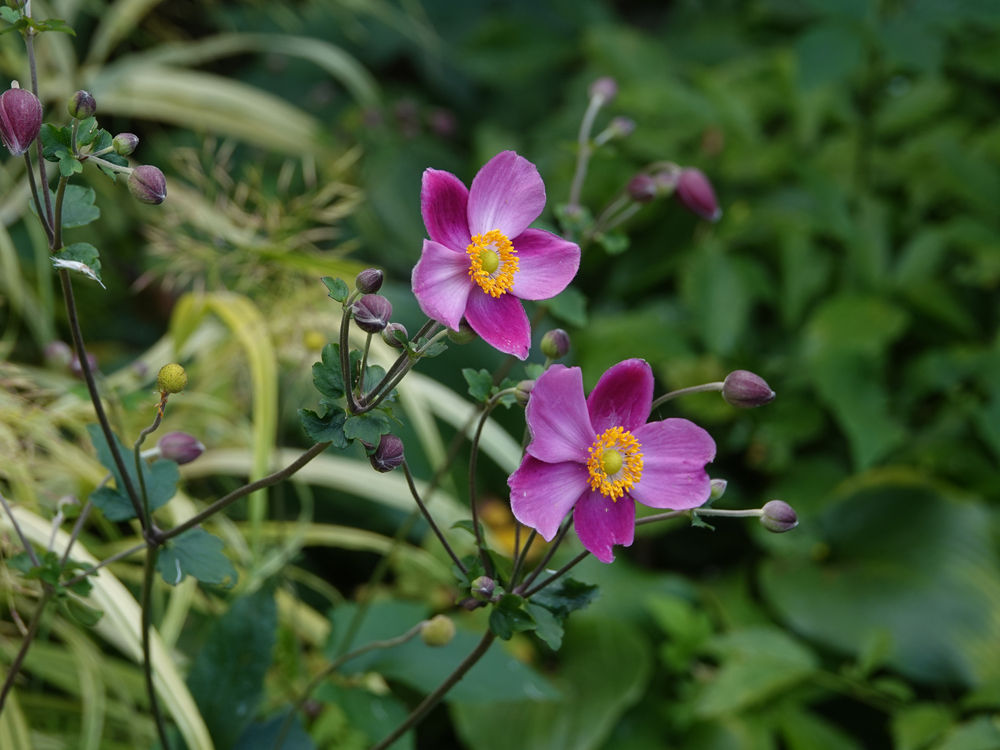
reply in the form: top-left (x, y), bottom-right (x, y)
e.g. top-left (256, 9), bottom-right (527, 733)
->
top-left (567, 95), bottom-right (604, 211)
top-left (62, 539), bottom-right (147, 588)
top-left (140, 546), bottom-right (171, 750)
top-left (22, 152), bottom-right (52, 243)
top-left (0, 588), bottom-right (54, 714)
top-left (369, 630), bottom-right (496, 750)
top-left (339, 303), bottom-right (361, 414)
top-left (516, 522), bottom-right (570, 593)
top-left (649, 382), bottom-right (724, 412)
top-left (401, 461), bottom-right (467, 575)
top-left (133, 411), bottom-right (164, 529)
top-left (0, 491), bottom-right (40, 567)
top-left (522, 549), bottom-right (589, 598)
top-left (467, 396), bottom-right (503, 576)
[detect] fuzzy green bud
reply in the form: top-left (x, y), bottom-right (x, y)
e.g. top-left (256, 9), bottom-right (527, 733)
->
top-left (709, 478), bottom-right (728, 501)
top-left (470, 576), bottom-right (496, 602)
top-left (515, 379), bottom-right (535, 407)
top-left (540, 328), bottom-right (570, 360)
top-left (156, 363), bottom-right (188, 394)
top-left (381, 322), bottom-right (408, 349)
top-left (112, 132), bottom-right (139, 156)
top-left (67, 90), bottom-right (97, 119)
top-left (420, 614), bottom-right (456, 647)
top-left (448, 321), bottom-right (477, 345)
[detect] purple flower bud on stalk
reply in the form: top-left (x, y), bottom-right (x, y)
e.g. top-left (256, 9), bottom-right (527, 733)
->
top-left (157, 432), bottom-right (205, 465)
top-left (381, 322), bottom-right (408, 349)
top-left (540, 328), bottom-right (570, 360)
top-left (112, 132), bottom-right (139, 156)
top-left (355, 268), bottom-right (384, 294)
top-left (675, 168), bottom-right (722, 222)
top-left (627, 174), bottom-right (658, 203)
top-left (370, 434), bottom-right (404, 473)
top-left (470, 576), bottom-right (496, 601)
top-left (588, 76), bottom-right (618, 104)
top-left (760, 500), bottom-right (798, 533)
top-left (722, 370), bottom-right (775, 408)
top-left (67, 90), bottom-right (96, 119)
top-left (128, 165), bottom-right (167, 205)
top-left (0, 86), bottom-right (43, 157)
top-left (352, 294), bottom-right (392, 333)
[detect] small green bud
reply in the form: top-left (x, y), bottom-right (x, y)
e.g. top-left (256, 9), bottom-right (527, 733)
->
top-left (112, 132), bottom-right (139, 156)
top-left (128, 165), bottom-right (167, 205)
top-left (540, 328), bottom-right (570, 360)
top-left (381, 322), bottom-right (408, 349)
top-left (709, 478), bottom-right (728, 501)
top-left (760, 500), bottom-right (798, 533)
top-left (471, 576), bottom-right (496, 602)
top-left (67, 90), bottom-right (96, 119)
top-left (448, 321), bottom-right (477, 345)
top-left (514, 379), bottom-right (535, 407)
top-left (156, 363), bottom-right (187, 394)
top-left (420, 614), bottom-right (456, 647)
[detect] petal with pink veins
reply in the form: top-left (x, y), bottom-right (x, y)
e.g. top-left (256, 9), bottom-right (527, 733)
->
top-left (629, 418), bottom-right (715, 510)
top-left (411, 239), bottom-right (471, 330)
top-left (509, 228), bottom-right (581, 301)
top-left (574, 491), bottom-right (635, 563)
top-left (524, 365), bottom-right (594, 464)
top-left (467, 151), bottom-right (545, 239)
top-left (587, 359), bottom-right (654, 434)
top-left (508, 456), bottom-right (589, 541)
top-left (421, 168), bottom-right (471, 252)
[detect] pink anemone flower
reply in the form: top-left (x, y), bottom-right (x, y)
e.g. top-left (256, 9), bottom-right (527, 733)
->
top-left (411, 151), bottom-right (580, 360)
top-left (508, 359), bottom-right (716, 563)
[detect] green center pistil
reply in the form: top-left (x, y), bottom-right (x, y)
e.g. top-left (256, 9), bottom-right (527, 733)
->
top-left (601, 448), bottom-right (623, 476)
top-left (479, 248), bottom-right (500, 274)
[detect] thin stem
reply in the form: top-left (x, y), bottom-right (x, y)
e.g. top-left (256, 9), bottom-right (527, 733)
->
top-left (358, 332), bottom-right (373, 393)
top-left (22, 152), bottom-right (53, 242)
top-left (140, 547), bottom-right (171, 750)
top-left (62, 540), bottom-right (146, 588)
top-left (157, 441), bottom-right (330, 544)
top-left (516, 522), bottom-right (570, 593)
top-left (274, 621), bottom-right (425, 749)
top-left (599, 202), bottom-right (642, 234)
top-left (0, 588), bottom-right (54, 714)
top-left (132, 411), bottom-right (165, 528)
top-left (522, 550), bottom-right (589, 598)
top-left (467, 396), bottom-right (502, 576)
top-left (400, 461), bottom-right (466, 575)
top-left (687, 507), bottom-right (764, 519)
top-left (634, 509), bottom-right (686, 527)
top-left (58, 498), bottom-right (94, 566)
top-left (584, 193), bottom-right (629, 242)
top-left (338, 303), bottom-right (361, 413)
top-left (51, 176), bottom-right (69, 251)
top-left (360, 324), bottom-right (444, 411)
top-left (0, 491), bottom-right (39, 567)
top-left (370, 631), bottom-right (496, 750)
top-left (567, 95), bottom-right (603, 210)
top-left (649, 382), bottom-right (724, 412)
top-left (79, 154), bottom-right (132, 175)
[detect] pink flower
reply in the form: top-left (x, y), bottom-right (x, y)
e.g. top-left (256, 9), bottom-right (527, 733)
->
top-left (508, 359), bottom-right (716, 563)
top-left (411, 151), bottom-right (580, 360)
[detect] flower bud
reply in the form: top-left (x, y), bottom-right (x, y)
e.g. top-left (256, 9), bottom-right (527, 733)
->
top-left (709, 478), bottom-right (728, 501)
top-left (156, 363), bottom-right (188, 394)
top-left (112, 132), bottom-right (139, 156)
top-left (355, 268), bottom-right (383, 294)
top-left (67, 90), bottom-right (96, 119)
top-left (448, 320), bottom-right (477, 345)
top-left (370, 434), bottom-right (404, 473)
top-left (0, 86), bottom-right (43, 157)
top-left (420, 614), bottom-right (456, 647)
top-left (540, 328), bottom-right (570, 360)
top-left (514, 379), bottom-right (535, 407)
top-left (471, 576), bottom-right (496, 601)
top-left (69, 351), bottom-right (98, 379)
top-left (675, 167), bottom-right (722, 222)
top-left (722, 370), bottom-right (775, 408)
top-left (44, 340), bottom-right (73, 368)
top-left (352, 293), bottom-right (392, 334)
top-left (588, 76), bottom-right (618, 105)
top-left (608, 116), bottom-right (635, 139)
top-left (627, 174), bottom-right (658, 203)
top-left (157, 432), bottom-right (205, 465)
top-left (381, 322), bottom-right (408, 349)
top-left (128, 165), bottom-right (167, 205)
top-left (760, 500), bottom-right (798, 533)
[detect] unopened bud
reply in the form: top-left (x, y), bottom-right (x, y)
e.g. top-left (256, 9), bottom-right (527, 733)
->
top-left (112, 132), bottom-right (139, 156)
top-left (588, 76), bottom-right (618, 105)
top-left (760, 500), bottom-right (798, 533)
top-left (540, 328), bottom-right (570, 360)
top-left (608, 116), bottom-right (635, 139)
top-left (157, 432), bottom-right (205, 465)
top-left (626, 174), bottom-right (658, 203)
top-left (471, 576), bottom-right (496, 601)
top-left (722, 370), bottom-right (775, 408)
top-left (514, 379), bottom-right (535, 407)
top-left (352, 294), bottom-right (392, 334)
top-left (0, 86), bottom-right (43, 156)
top-left (370, 434), bottom-right (404, 473)
top-left (381, 322), bottom-right (408, 349)
top-left (156, 363), bottom-right (188, 394)
top-left (420, 614), bottom-right (456, 647)
top-left (448, 320), bottom-right (477, 345)
top-left (675, 167), bottom-right (722, 222)
top-left (709, 478), bottom-right (728, 501)
top-left (67, 90), bottom-right (96, 119)
top-left (128, 165), bottom-right (167, 205)
top-left (355, 268), bottom-right (384, 294)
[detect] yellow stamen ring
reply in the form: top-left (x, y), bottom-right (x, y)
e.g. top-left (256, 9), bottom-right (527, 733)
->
top-left (586, 426), bottom-right (643, 501)
top-left (467, 229), bottom-right (518, 297)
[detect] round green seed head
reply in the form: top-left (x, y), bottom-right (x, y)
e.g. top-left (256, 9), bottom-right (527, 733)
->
top-left (157, 363), bottom-right (188, 394)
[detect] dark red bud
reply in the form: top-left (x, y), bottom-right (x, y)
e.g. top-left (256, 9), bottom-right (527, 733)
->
top-left (0, 87), bottom-right (43, 157)
top-left (627, 174), bottom-right (658, 203)
top-left (157, 432), bottom-right (205, 465)
top-left (352, 294), bottom-right (392, 333)
top-left (370, 434), bottom-right (404, 472)
top-left (675, 168), bottom-right (722, 222)
top-left (355, 268), bottom-right (384, 294)
top-left (128, 165), bottom-right (167, 205)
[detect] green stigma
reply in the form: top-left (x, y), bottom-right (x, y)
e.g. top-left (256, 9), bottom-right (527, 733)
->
top-left (479, 248), bottom-right (500, 274)
top-left (601, 448), bottom-right (623, 476)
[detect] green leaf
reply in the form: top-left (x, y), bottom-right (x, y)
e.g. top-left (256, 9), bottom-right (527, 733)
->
top-left (525, 602), bottom-right (564, 649)
top-left (312, 342), bottom-right (352, 400)
top-left (451, 519), bottom-right (485, 539)
top-left (59, 597), bottom-right (104, 627)
top-left (462, 368), bottom-right (494, 402)
top-left (548, 285), bottom-right (587, 327)
top-left (530, 577), bottom-right (599, 619)
top-left (314, 683), bottom-right (410, 750)
top-left (892, 703), bottom-right (953, 750)
top-left (40, 123), bottom-right (72, 160)
top-left (57, 151), bottom-right (83, 177)
top-left (0, 7), bottom-right (21, 23)
top-left (596, 230), bottom-right (629, 255)
top-left (187, 588), bottom-right (276, 748)
top-left (489, 594), bottom-right (536, 640)
top-left (87, 424), bottom-right (179, 521)
top-left (52, 242), bottom-right (103, 288)
top-left (343, 411), bottom-right (391, 445)
top-left (74, 117), bottom-right (98, 147)
top-left (58, 185), bottom-right (101, 228)
top-left (298, 407), bottom-right (348, 447)
top-left (156, 528), bottom-right (237, 587)
top-left (31, 16), bottom-right (75, 35)
top-left (932, 716), bottom-right (1000, 750)
top-left (415, 337), bottom-right (448, 358)
top-left (321, 275), bottom-right (349, 302)
top-left (233, 714), bottom-right (315, 750)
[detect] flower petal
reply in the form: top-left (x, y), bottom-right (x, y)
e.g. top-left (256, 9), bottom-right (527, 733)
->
top-left (587, 358), bottom-right (654, 434)
top-left (411, 239), bottom-right (471, 330)
top-left (574, 491), bottom-right (635, 563)
top-left (467, 151), bottom-right (546, 239)
top-left (463, 289), bottom-right (531, 360)
top-left (629, 418), bottom-right (716, 510)
top-left (509, 228), bottom-right (581, 301)
top-left (524, 365), bottom-right (594, 464)
top-left (508, 456), bottom-right (589, 541)
top-left (421, 168), bottom-right (471, 252)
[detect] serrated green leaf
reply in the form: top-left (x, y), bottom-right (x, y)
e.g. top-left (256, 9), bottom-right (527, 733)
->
top-left (321, 275), bottom-right (349, 302)
top-left (157, 528), bottom-right (237, 587)
top-left (451, 519), bottom-right (485, 539)
top-left (416, 337), bottom-right (448, 358)
top-left (462, 368), bottom-right (493, 402)
top-left (312, 342), bottom-right (348, 399)
top-left (525, 602), bottom-right (564, 649)
top-left (298, 407), bottom-right (348, 447)
top-left (57, 185), bottom-right (100, 228)
top-left (75, 117), bottom-right (98, 146)
top-left (0, 7), bottom-right (21, 23)
top-left (52, 242), bottom-right (103, 288)
top-left (40, 123), bottom-right (72, 157)
top-left (343, 411), bottom-right (391, 445)
top-left (530, 577), bottom-right (599, 619)
top-left (31, 16), bottom-right (75, 35)
top-left (59, 597), bottom-right (104, 627)
top-left (86, 424), bottom-right (179, 521)
top-left (57, 152), bottom-right (83, 177)
top-left (489, 594), bottom-right (535, 640)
